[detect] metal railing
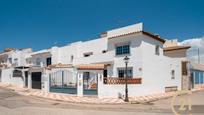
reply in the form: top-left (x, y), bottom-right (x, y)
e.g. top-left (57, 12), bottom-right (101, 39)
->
top-left (104, 77), bottom-right (142, 85)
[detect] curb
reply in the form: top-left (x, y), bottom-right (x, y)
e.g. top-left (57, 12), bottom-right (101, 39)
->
top-left (1, 83), bottom-right (204, 104)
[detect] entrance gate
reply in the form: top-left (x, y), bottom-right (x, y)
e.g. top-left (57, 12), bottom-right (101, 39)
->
top-left (49, 70), bottom-right (77, 94)
top-left (31, 72), bottom-right (42, 89)
top-left (83, 72), bottom-right (98, 95)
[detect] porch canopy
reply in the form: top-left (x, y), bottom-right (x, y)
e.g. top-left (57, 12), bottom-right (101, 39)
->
top-left (46, 63), bottom-right (73, 70)
top-left (75, 64), bottom-right (105, 70)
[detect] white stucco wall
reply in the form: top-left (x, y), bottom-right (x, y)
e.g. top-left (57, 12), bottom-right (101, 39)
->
top-left (141, 35), bottom-right (182, 95)
top-left (97, 34), bottom-right (185, 98)
top-left (1, 68), bottom-right (24, 87)
top-left (0, 23), bottom-right (190, 99)
top-left (108, 33), bottom-right (143, 78)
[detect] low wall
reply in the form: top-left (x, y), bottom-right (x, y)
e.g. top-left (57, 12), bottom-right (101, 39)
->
top-left (97, 75), bottom-right (165, 98)
top-left (1, 68), bottom-right (24, 87)
top-left (194, 84), bottom-right (204, 89)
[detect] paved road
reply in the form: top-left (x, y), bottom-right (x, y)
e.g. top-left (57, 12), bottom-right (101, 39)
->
top-left (0, 87), bottom-right (203, 115)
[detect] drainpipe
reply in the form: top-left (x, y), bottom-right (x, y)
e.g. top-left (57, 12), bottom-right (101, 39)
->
top-left (198, 48), bottom-right (200, 64)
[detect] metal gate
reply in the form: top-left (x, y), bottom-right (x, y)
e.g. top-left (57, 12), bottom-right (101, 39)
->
top-left (83, 72), bottom-right (98, 95)
top-left (31, 72), bottom-right (42, 89)
top-left (49, 70), bottom-right (77, 94)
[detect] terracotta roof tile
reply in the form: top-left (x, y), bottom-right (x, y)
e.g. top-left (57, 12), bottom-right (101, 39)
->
top-left (76, 64), bottom-right (105, 70)
top-left (191, 63), bottom-right (204, 71)
top-left (108, 31), bottom-right (166, 43)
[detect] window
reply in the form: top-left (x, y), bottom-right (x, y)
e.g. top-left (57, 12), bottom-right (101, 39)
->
top-left (70, 55), bottom-right (74, 62)
top-left (155, 45), bottom-right (160, 55)
top-left (182, 61), bottom-right (188, 76)
top-left (13, 70), bottom-right (22, 77)
top-left (103, 69), bottom-right (107, 78)
top-left (102, 50), bottom-right (107, 53)
top-left (8, 58), bottom-right (12, 64)
top-left (171, 70), bottom-right (175, 79)
top-left (83, 52), bottom-right (93, 57)
top-left (36, 58), bottom-right (41, 66)
top-left (46, 57), bottom-right (52, 66)
top-left (116, 44), bottom-right (130, 55)
top-left (14, 58), bottom-right (18, 66)
top-left (118, 68), bottom-right (133, 78)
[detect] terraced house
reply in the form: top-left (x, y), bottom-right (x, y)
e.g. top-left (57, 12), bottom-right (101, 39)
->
top-left (0, 23), bottom-right (197, 98)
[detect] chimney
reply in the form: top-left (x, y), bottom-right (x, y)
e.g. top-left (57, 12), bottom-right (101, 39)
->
top-left (100, 32), bottom-right (107, 38)
top-left (4, 48), bottom-right (14, 52)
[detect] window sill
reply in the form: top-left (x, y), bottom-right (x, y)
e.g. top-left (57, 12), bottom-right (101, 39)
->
top-left (115, 53), bottom-right (131, 57)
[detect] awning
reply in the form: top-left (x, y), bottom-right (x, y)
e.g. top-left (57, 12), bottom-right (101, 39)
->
top-left (76, 64), bottom-right (105, 70)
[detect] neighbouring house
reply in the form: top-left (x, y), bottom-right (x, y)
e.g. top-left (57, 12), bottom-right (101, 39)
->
top-left (0, 48), bottom-right (32, 87)
top-left (25, 49), bottom-right (52, 91)
top-left (190, 63), bottom-right (204, 89)
top-left (0, 23), bottom-right (193, 99)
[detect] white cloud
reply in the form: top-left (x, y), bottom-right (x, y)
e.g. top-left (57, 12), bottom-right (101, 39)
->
top-left (180, 36), bottom-right (204, 64)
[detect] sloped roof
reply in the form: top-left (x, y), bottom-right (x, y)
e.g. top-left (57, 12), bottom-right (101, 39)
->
top-left (108, 31), bottom-right (166, 43)
top-left (164, 46), bottom-right (191, 52)
top-left (191, 63), bottom-right (204, 71)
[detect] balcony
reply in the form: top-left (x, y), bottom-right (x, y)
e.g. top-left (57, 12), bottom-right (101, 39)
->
top-left (74, 52), bottom-right (114, 65)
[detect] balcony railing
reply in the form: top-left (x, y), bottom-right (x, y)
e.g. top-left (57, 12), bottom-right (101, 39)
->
top-left (104, 77), bottom-right (142, 85)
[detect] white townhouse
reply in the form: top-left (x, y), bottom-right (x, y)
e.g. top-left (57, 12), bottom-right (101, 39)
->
top-left (0, 48), bottom-right (32, 87)
top-left (0, 23), bottom-right (193, 99)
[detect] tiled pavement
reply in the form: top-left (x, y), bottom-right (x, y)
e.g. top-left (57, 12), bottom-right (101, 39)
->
top-left (0, 83), bottom-right (203, 104)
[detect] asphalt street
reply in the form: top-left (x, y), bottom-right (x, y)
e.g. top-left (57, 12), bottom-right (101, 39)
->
top-left (0, 87), bottom-right (203, 115)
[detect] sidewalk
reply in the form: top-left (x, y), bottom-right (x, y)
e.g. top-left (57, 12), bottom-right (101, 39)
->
top-left (0, 83), bottom-right (203, 104)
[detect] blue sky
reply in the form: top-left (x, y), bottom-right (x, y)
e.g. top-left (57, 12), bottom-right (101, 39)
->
top-left (0, 0), bottom-right (204, 51)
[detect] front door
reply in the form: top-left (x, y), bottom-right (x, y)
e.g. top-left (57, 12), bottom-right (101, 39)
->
top-left (31, 72), bottom-right (42, 89)
top-left (83, 72), bottom-right (98, 95)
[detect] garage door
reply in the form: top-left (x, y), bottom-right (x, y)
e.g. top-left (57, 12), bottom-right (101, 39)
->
top-left (32, 72), bottom-right (42, 89)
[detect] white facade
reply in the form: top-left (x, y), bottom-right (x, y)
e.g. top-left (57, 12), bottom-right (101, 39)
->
top-left (0, 48), bottom-right (32, 86)
top-left (0, 23), bottom-right (191, 98)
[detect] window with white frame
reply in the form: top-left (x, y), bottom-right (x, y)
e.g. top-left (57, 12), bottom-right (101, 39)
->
top-left (117, 67), bottom-right (133, 78)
